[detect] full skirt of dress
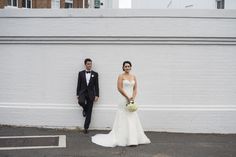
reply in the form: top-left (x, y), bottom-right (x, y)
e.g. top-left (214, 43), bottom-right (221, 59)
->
top-left (91, 107), bottom-right (151, 147)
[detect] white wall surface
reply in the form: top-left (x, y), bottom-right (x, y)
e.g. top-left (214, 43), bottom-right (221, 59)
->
top-left (226, 0), bottom-right (236, 9)
top-left (0, 9), bottom-right (236, 133)
top-left (131, 0), bottom-right (236, 9)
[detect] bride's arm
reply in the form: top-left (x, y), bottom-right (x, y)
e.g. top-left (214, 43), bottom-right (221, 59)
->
top-left (132, 75), bottom-right (137, 100)
top-left (117, 75), bottom-right (129, 100)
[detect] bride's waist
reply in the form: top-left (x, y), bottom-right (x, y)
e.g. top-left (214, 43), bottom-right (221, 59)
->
top-left (124, 91), bottom-right (133, 97)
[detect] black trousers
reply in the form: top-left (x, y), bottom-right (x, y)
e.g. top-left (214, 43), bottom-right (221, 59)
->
top-left (78, 92), bottom-right (94, 130)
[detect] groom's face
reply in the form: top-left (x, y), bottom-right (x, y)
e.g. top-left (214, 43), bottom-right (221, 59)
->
top-left (85, 61), bottom-right (92, 70)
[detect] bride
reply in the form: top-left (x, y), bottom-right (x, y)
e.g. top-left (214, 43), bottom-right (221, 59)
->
top-left (92, 61), bottom-right (151, 147)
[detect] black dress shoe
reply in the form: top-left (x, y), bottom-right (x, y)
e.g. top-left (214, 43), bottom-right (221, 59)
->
top-left (84, 129), bottom-right (88, 134)
top-left (82, 110), bottom-right (86, 117)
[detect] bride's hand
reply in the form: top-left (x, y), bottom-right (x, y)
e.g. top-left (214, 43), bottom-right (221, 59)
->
top-left (129, 97), bottom-right (134, 102)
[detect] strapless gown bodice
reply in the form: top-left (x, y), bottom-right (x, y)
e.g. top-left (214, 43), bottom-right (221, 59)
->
top-left (122, 79), bottom-right (135, 96)
top-left (118, 79), bottom-right (135, 110)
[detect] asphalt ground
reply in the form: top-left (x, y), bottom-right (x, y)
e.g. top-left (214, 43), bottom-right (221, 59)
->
top-left (0, 125), bottom-right (236, 157)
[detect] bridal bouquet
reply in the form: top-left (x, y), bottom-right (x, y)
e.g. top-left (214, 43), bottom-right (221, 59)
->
top-left (126, 100), bottom-right (138, 112)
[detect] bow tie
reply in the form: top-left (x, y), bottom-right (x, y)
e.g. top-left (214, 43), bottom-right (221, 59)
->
top-left (86, 71), bottom-right (91, 73)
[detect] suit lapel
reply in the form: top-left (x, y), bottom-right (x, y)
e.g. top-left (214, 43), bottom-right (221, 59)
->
top-left (83, 70), bottom-right (86, 82)
top-left (82, 70), bottom-right (87, 86)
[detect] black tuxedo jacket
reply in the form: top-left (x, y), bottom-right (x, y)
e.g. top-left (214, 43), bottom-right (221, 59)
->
top-left (76, 70), bottom-right (99, 100)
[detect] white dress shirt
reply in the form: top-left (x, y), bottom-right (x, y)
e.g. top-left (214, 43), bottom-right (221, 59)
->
top-left (85, 71), bottom-right (91, 85)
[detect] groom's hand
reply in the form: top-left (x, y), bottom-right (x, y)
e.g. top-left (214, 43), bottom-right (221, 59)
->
top-left (94, 96), bottom-right (99, 102)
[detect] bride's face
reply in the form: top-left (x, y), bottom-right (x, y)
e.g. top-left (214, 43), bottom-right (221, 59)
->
top-left (123, 63), bottom-right (131, 73)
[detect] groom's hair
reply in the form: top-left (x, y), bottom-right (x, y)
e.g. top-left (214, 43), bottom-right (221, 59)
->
top-left (122, 61), bottom-right (132, 71)
top-left (84, 58), bottom-right (92, 65)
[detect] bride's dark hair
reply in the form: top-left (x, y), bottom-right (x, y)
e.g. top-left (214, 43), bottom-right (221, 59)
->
top-left (122, 61), bottom-right (132, 71)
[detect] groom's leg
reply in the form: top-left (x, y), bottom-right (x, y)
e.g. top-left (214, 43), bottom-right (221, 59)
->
top-left (78, 94), bottom-right (87, 117)
top-left (84, 97), bottom-right (94, 130)
top-left (78, 94), bottom-right (86, 109)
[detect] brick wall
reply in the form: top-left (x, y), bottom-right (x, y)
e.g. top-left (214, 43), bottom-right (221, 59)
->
top-left (0, 0), bottom-right (89, 8)
top-left (73, 0), bottom-right (83, 8)
top-left (60, 0), bottom-right (65, 8)
top-left (0, 0), bottom-right (54, 8)
top-left (18, 0), bottom-right (22, 8)
top-left (32, 0), bottom-right (51, 8)
top-left (0, 0), bottom-right (6, 8)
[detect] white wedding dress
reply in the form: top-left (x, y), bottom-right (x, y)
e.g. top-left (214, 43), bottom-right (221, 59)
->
top-left (91, 80), bottom-right (151, 147)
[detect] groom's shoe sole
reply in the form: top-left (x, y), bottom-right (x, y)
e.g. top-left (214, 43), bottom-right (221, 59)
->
top-left (83, 129), bottom-right (88, 134)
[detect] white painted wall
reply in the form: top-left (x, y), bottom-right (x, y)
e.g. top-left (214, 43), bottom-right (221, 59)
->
top-left (225, 0), bottom-right (236, 9)
top-left (131, 0), bottom-right (236, 9)
top-left (0, 9), bottom-right (236, 133)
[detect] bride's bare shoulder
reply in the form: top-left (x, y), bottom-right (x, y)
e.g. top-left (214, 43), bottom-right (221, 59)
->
top-left (118, 74), bottom-right (124, 79)
top-left (131, 74), bottom-right (136, 79)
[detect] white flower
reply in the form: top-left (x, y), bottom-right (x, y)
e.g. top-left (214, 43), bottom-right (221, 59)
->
top-left (126, 101), bottom-right (138, 112)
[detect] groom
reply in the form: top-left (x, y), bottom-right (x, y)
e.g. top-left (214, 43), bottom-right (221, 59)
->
top-left (77, 58), bottom-right (99, 134)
